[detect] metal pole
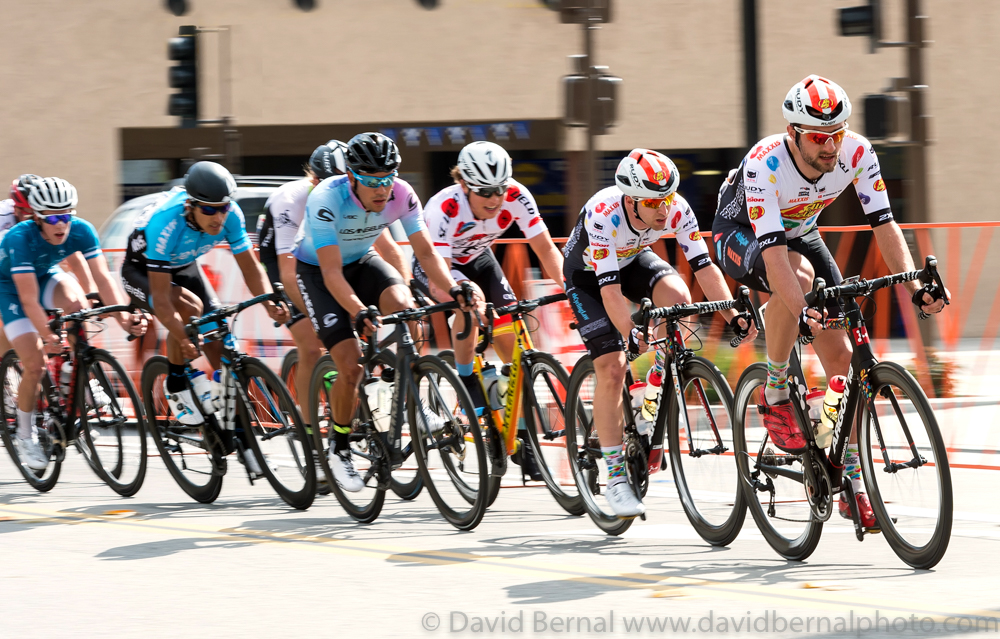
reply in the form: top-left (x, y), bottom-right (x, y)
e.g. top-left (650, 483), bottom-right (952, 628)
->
top-left (584, 20), bottom-right (596, 197)
top-left (742, 0), bottom-right (759, 146)
top-left (905, 0), bottom-right (929, 223)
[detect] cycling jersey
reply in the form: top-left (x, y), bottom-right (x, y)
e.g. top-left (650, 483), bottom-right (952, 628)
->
top-left (0, 219), bottom-right (101, 296)
top-left (124, 189), bottom-right (252, 272)
top-left (293, 175), bottom-right (424, 267)
top-left (715, 131), bottom-right (892, 249)
top-left (563, 186), bottom-right (711, 288)
top-left (424, 180), bottom-right (546, 265)
top-left (0, 200), bottom-right (17, 240)
top-left (257, 178), bottom-right (313, 263)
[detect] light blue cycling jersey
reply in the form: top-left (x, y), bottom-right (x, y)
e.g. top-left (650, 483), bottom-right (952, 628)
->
top-left (293, 175), bottom-right (425, 266)
top-left (0, 219), bottom-right (102, 296)
top-left (125, 189), bottom-right (251, 272)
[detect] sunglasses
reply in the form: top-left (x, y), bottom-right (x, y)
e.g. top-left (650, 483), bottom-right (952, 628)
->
top-left (350, 169), bottom-right (397, 189)
top-left (195, 202), bottom-right (232, 216)
top-left (639, 193), bottom-right (675, 208)
top-left (793, 123), bottom-right (849, 145)
top-left (470, 184), bottom-right (508, 199)
top-left (37, 213), bottom-right (74, 225)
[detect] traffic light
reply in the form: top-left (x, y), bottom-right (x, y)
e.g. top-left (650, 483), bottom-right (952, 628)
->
top-left (864, 93), bottom-right (906, 140)
top-left (838, 0), bottom-right (881, 52)
top-left (563, 56), bottom-right (621, 135)
top-left (555, 0), bottom-right (611, 24)
top-left (167, 25), bottom-right (198, 126)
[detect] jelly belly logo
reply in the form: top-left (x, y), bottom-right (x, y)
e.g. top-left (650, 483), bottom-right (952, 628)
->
top-left (874, 179), bottom-right (886, 192)
top-left (591, 248), bottom-right (609, 260)
top-left (749, 206), bottom-right (764, 220)
top-left (852, 146), bottom-right (864, 168)
top-left (442, 198), bottom-right (460, 218)
top-left (689, 231), bottom-right (701, 241)
top-left (817, 98), bottom-right (832, 110)
top-left (781, 198), bottom-right (830, 220)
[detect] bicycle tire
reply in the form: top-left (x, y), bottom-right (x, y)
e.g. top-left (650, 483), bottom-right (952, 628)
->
top-left (521, 351), bottom-right (583, 516)
top-left (280, 348), bottom-right (299, 397)
top-left (237, 357), bottom-right (316, 510)
top-left (732, 363), bottom-right (822, 560)
top-left (142, 355), bottom-right (224, 504)
top-left (78, 349), bottom-right (148, 497)
top-left (563, 356), bottom-right (633, 536)
top-left (858, 361), bottom-right (953, 569)
top-left (308, 355), bottom-right (386, 523)
top-left (408, 354), bottom-right (490, 530)
top-left (0, 351), bottom-right (61, 491)
top-left (667, 356), bottom-right (746, 546)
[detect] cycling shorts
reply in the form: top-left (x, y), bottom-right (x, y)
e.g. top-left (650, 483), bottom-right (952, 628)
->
top-left (260, 254), bottom-right (307, 328)
top-left (295, 251), bottom-right (405, 350)
top-left (0, 268), bottom-right (74, 340)
top-left (411, 249), bottom-right (516, 309)
top-left (565, 250), bottom-right (677, 359)
top-left (120, 260), bottom-right (220, 316)
top-left (712, 220), bottom-right (843, 315)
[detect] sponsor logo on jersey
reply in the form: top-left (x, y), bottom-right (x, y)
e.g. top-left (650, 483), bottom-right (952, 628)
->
top-left (768, 175), bottom-right (777, 184)
top-left (611, 214), bottom-right (621, 226)
top-left (593, 222), bottom-right (604, 231)
top-left (858, 192), bottom-right (871, 205)
top-left (798, 189), bottom-right (810, 197)
top-left (611, 229), bottom-right (616, 237)
top-left (735, 232), bottom-right (749, 247)
top-left (505, 186), bottom-right (521, 202)
top-left (747, 196), bottom-right (764, 203)
top-left (726, 245), bottom-right (742, 267)
top-left (595, 202), bottom-right (606, 214)
top-left (616, 246), bottom-right (644, 260)
top-left (317, 208), bottom-right (335, 222)
top-left (156, 219), bottom-right (177, 256)
top-left (497, 209), bottom-right (513, 229)
top-left (322, 313), bottom-right (338, 328)
top-left (670, 210), bottom-right (682, 227)
top-left (874, 179), bottom-right (886, 192)
top-left (788, 197), bottom-right (808, 204)
top-left (852, 146), bottom-right (864, 168)
top-left (752, 140), bottom-right (780, 160)
top-left (341, 225), bottom-right (386, 235)
top-left (455, 221), bottom-right (476, 235)
top-left (746, 185), bottom-right (766, 194)
top-left (766, 156), bottom-right (780, 171)
top-left (780, 198), bottom-right (832, 220)
top-left (749, 206), bottom-right (765, 220)
top-left (130, 234), bottom-right (147, 254)
top-left (442, 198), bottom-right (460, 218)
top-left (682, 244), bottom-right (689, 252)
top-left (596, 275), bottom-right (617, 288)
top-left (591, 248), bottom-right (609, 260)
top-left (746, 170), bottom-right (757, 180)
top-left (878, 212), bottom-right (893, 222)
top-left (838, 158), bottom-right (849, 173)
top-left (689, 231), bottom-right (701, 241)
top-left (407, 194), bottom-right (418, 211)
top-left (759, 236), bottom-right (778, 248)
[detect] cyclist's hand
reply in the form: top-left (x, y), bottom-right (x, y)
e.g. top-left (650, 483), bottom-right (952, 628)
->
top-left (41, 330), bottom-right (61, 353)
top-left (626, 327), bottom-right (649, 361)
top-left (353, 307), bottom-right (377, 337)
top-left (265, 300), bottom-right (289, 325)
top-left (798, 306), bottom-right (826, 337)
top-left (180, 337), bottom-right (200, 361)
top-left (729, 313), bottom-right (758, 343)
top-left (912, 285), bottom-right (950, 315)
top-left (118, 311), bottom-right (147, 337)
top-left (449, 283), bottom-right (480, 312)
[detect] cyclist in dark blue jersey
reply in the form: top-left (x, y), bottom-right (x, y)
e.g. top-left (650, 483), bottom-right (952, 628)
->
top-left (0, 177), bottom-right (146, 470)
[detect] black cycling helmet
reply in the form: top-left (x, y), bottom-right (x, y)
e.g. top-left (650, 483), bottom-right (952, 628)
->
top-left (184, 161), bottom-right (237, 203)
top-left (308, 140), bottom-right (348, 179)
top-left (345, 132), bottom-right (400, 174)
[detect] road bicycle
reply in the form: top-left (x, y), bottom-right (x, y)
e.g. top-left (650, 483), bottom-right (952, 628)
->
top-left (563, 287), bottom-right (756, 536)
top-left (142, 289), bottom-right (315, 509)
top-left (308, 293), bottom-right (490, 530)
top-left (0, 303), bottom-right (147, 496)
top-left (732, 257), bottom-right (952, 569)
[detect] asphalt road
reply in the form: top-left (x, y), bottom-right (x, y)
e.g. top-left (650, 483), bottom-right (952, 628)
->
top-left (0, 450), bottom-right (997, 639)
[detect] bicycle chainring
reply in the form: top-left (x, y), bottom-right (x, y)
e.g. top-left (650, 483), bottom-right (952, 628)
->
top-left (803, 455), bottom-right (833, 522)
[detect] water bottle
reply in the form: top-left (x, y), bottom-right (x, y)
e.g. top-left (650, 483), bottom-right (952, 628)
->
top-left (629, 382), bottom-right (653, 439)
top-left (59, 360), bottom-right (74, 396)
top-left (805, 386), bottom-right (825, 440)
top-left (817, 375), bottom-right (847, 448)
top-left (211, 370), bottom-right (224, 413)
top-left (482, 365), bottom-right (503, 411)
top-left (496, 373), bottom-right (509, 410)
top-left (189, 370), bottom-right (214, 414)
top-left (365, 378), bottom-right (392, 432)
top-left (641, 367), bottom-right (663, 423)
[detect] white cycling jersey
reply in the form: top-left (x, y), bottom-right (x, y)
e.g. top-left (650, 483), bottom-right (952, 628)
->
top-left (259, 178), bottom-right (313, 257)
top-left (425, 179), bottom-right (546, 265)
top-left (0, 200), bottom-right (17, 240)
top-left (563, 186), bottom-right (712, 288)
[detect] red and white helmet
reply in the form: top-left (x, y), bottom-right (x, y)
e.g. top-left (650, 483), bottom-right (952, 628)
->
top-left (614, 149), bottom-right (679, 199)
top-left (782, 75), bottom-right (852, 127)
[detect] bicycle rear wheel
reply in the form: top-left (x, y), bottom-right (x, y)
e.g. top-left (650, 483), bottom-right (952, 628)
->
top-left (237, 358), bottom-right (316, 510)
top-left (0, 351), bottom-right (61, 491)
top-left (280, 348), bottom-right (299, 404)
top-left (668, 356), bottom-right (746, 545)
top-left (78, 349), bottom-right (148, 497)
top-left (732, 363), bottom-right (822, 561)
top-left (409, 355), bottom-right (489, 530)
top-left (521, 351), bottom-right (583, 516)
top-left (859, 361), bottom-right (952, 569)
top-left (142, 356), bottom-right (224, 504)
top-left (563, 357), bottom-right (633, 536)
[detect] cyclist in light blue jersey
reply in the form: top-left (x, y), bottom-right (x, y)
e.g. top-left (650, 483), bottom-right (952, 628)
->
top-left (0, 177), bottom-right (146, 470)
top-left (293, 132), bottom-right (476, 491)
top-left (121, 162), bottom-right (287, 442)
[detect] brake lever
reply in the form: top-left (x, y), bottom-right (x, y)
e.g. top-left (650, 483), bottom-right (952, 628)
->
top-left (475, 303), bottom-right (494, 355)
top-left (632, 298), bottom-right (653, 344)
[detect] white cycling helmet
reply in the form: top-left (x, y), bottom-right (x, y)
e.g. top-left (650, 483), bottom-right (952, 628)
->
top-left (782, 75), bottom-right (852, 127)
top-left (27, 177), bottom-right (78, 212)
top-left (456, 141), bottom-right (512, 189)
top-left (614, 149), bottom-right (679, 199)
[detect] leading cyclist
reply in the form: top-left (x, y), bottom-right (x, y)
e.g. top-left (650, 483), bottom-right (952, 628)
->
top-left (293, 132), bottom-right (476, 492)
top-left (0, 177), bottom-right (146, 470)
top-left (564, 149), bottom-right (756, 517)
top-left (712, 75), bottom-right (949, 528)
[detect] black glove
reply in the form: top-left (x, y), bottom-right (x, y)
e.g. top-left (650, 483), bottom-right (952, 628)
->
top-left (729, 313), bottom-right (751, 341)
top-left (798, 307), bottom-right (817, 339)
top-left (626, 328), bottom-right (643, 362)
top-left (911, 284), bottom-right (943, 315)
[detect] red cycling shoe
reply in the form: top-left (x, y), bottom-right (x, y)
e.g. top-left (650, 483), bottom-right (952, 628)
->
top-left (757, 393), bottom-right (808, 452)
top-left (839, 491), bottom-right (878, 529)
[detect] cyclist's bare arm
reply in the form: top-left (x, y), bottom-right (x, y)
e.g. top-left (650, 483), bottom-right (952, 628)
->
top-left (600, 284), bottom-right (640, 342)
top-left (410, 229), bottom-right (467, 306)
top-left (693, 263), bottom-right (755, 338)
top-left (527, 231), bottom-right (565, 286)
top-left (277, 253), bottom-right (309, 314)
top-left (61, 252), bottom-right (96, 297)
top-left (373, 228), bottom-right (411, 282)
top-left (85, 254), bottom-right (144, 333)
top-left (761, 246), bottom-right (824, 329)
top-left (11, 273), bottom-right (57, 345)
top-left (871, 222), bottom-right (949, 312)
top-left (233, 250), bottom-right (285, 323)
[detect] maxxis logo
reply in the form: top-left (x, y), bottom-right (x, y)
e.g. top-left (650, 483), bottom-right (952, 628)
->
top-left (156, 219), bottom-right (177, 257)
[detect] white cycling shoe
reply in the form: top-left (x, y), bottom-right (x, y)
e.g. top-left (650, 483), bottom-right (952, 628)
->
top-left (16, 434), bottom-right (49, 471)
top-left (86, 378), bottom-right (111, 409)
top-left (328, 449), bottom-right (364, 492)
top-left (162, 382), bottom-right (204, 426)
top-left (413, 405), bottom-right (446, 438)
top-left (605, 479), bottom-right (645, 518)
top-left (241, 447), bottom-right (273, 477)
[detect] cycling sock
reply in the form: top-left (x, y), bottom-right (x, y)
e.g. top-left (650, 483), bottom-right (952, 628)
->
top-left (647, 350), bottom-right (665, 385)
top-left (601, 445), bottom-right (625, 484)
top-left (764, 358), bottom-right (790, 404)
top-left (460, 373), bottom-right (487, 411)
top-left (331, 421), bottom-right (351, 454)
top-left (16, 408), bottom-right (35, 439)
top-left (844, 444), bottom-right (863, 493)
top-left (456, 361), bottom-right (474, 378)
top-left (166, 363), bottom-right (187, 393)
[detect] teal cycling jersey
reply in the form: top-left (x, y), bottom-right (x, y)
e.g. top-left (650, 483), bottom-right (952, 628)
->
top-left (293, 175), bottom-right (425, 267)
top-left (124, 189), bottom-right (252, 272)
top-left (0, 219), bottom-right (102, 295)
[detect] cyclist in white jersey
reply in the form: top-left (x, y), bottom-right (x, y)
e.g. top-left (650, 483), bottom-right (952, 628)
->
top-left (712, 75), bottom-right (949, 528)
top-left (563, 149), bottom-right (756, 518)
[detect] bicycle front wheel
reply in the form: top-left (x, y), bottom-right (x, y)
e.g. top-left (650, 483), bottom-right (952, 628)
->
top-left (668, 356), bottom-right (746, 546)
top-left (409, 355), bottom-right (489, 531)
top-left (0, 351), bottom-right (61, 491)
top-left (859, 361), bottom-right (952, 569)
top-left (78, 349), bottom-right (148, 497)
top-left (237, 358), bottom-right (316, 510)
top-left (732, 363), bottom-right (822, 561)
